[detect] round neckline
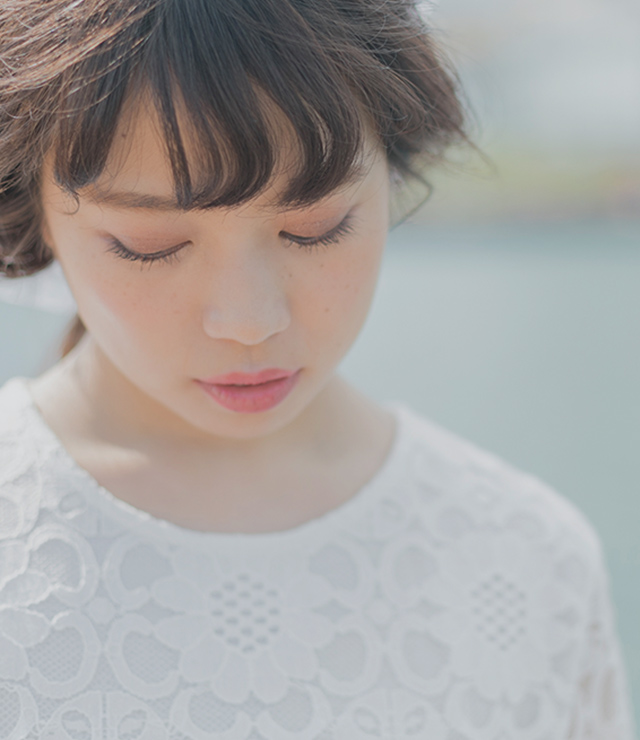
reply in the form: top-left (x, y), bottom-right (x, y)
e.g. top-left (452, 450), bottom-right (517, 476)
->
top-left (8, 375), bottom-right (412, 551)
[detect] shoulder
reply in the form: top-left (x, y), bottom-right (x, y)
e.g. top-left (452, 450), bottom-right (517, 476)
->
top-left (0, 375), bottom-right (32, 429)
top-left (0, 376), bottom-right (50, 539)
top-left (393, 402), bottom-right (605, 574)
top-left (383, 405), bottom-right (630, 718)
top-left (0, 375), bottom-right (39, 455)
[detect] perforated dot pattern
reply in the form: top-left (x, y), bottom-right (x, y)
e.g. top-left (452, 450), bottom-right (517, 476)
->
top-left (472, 573), bottom-right (527, 651)
top-left (210, 572), bottom-right (282, 655)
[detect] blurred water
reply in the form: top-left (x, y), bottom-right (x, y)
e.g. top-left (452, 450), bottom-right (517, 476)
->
top-left (1, 219), bottom-right (639, 717)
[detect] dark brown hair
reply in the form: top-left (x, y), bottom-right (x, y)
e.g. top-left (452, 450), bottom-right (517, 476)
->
top-left (0, 0), bottom-right (468, 356)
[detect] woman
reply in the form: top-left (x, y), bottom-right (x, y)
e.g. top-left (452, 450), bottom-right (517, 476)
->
top-left (0, 0), bottom-right (635, 737)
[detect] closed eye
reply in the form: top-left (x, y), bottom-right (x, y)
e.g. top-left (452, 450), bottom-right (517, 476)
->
top-left (104, 212), bottom-right (357, 266)
top-left (280, 213), bottom-right (356, 252)
top-left (105, 238), bottom-right (190, 267)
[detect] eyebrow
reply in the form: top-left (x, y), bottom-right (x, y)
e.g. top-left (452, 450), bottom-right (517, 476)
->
top-left (83, 161), bottom-right (371, 213)
top-left (84, 189), bottom-right (185, 212)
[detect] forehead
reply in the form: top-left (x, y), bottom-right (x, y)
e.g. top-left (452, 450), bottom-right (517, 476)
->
top-left (52, 90), bottom-right (383, 215)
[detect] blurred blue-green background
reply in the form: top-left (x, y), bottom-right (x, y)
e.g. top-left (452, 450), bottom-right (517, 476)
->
top-left (1, 0), bottom-right (639, 724)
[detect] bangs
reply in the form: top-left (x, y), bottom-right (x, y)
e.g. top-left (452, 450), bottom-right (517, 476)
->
top-left (52, 0), bottom-right (369, 210)
top-left (1, 0), bottom-right (467, 281)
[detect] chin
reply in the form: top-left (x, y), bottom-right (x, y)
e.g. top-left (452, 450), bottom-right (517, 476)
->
top-left (179, 391), bottom-right (309, 440)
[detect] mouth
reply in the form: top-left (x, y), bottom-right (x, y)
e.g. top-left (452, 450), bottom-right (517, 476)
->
top-left (201, 368), bottom-right (297, 386)
top-left (195, 368), bottom-right (302, 413)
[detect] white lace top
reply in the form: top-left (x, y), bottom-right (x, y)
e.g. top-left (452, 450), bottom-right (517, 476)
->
top-left (0, 375), bottom-right (635, 740)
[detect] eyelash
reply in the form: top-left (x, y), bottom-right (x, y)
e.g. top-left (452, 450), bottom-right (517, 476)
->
top-left (105, 239), bottom-right (185, 267)
top-left (105, 214), bottom-right (356, 266)
top-left (283, 215), bottom-right (356, 253)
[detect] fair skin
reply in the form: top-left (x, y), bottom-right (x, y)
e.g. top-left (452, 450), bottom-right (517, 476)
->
top-left (30, 92), bottom-right (396, 533)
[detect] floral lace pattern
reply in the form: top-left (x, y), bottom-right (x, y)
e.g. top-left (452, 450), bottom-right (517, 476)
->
top-left (0, 376), bottom-right (636, 740)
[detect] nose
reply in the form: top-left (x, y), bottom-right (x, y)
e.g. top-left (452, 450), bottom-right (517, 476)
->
top-left (201, 247), bottom-right (291, 345)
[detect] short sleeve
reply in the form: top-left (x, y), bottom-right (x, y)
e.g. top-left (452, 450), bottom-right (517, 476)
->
top-left (567, 544), bottom-right (637, 739)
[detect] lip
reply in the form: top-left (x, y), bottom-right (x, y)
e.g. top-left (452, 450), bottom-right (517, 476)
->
top-left (195, 368), bottom-right (302, 413)
top-left (201, 368), bottom-right (297, 386)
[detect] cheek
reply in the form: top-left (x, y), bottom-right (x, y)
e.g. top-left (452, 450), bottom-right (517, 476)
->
top-left (95, 281), bottom-right (184, 348)
top-left (300, 231), bottom-right (385, 336)
top-left (76, 269), bottom-right (143, 328)
top-left (62, 248), bottom-right (180, 343)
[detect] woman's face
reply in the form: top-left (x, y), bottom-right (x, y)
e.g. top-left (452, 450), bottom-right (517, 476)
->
top-left (39, 98), bottom-right (391, 441)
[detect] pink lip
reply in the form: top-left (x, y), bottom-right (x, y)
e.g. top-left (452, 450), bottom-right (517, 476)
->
top-left (195, 368), bottom-right (302, 413)
top-left (202, 368), bottom-right (296, 386)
